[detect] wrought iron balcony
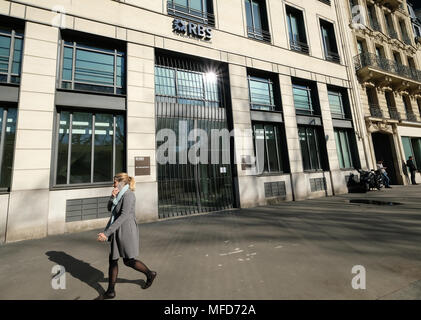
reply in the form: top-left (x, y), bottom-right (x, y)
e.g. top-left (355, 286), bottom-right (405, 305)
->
top-left (374, 0), bottom-right (403, 11)
top-left (406, 112), bottom-right (418, 122)
top-left (388, 108), bottom-right (401, 120)
top-left (167, 0), bottom-right (215, 26)
top-left (369, 104), bottom-right (383, 118)
top-left (401, 34), bottom-right (413, 46)
top-left (325, 50), bottom-right (340, 63)
top-left (370, 19), bottom-right (382, 33)
top-left (387, 26), bottom-right (399, 40)
top-left (354, 52), bottom-right (421, 84)
top-left (247, 26), bottom-right (271, 43)
top-left (290, 39), bottom-right (310, 55)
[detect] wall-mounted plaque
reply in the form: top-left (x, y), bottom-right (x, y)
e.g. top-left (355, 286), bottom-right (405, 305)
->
top-left (135, 157), bottom-right (151, 176)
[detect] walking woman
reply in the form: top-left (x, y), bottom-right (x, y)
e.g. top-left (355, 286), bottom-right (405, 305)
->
top-left (97, 173), bottom-right (157, 299)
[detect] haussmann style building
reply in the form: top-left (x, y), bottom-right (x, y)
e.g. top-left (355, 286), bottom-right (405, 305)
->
top-left (337, 0), bottom-right (421, 186)
top-left (0, 0), bottom-right (419, 243)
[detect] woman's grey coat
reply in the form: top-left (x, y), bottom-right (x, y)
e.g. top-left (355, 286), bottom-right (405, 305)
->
top-left (103, 190), bottom-right (139, 260)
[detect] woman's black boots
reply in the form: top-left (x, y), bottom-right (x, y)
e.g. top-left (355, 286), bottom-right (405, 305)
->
top-left (144, 271), bottom-right (157, 289)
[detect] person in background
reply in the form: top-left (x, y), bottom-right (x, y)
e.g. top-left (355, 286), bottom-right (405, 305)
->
top-left (402, 160), bottom-right (410, 185)
top-left (377, 160), bottom-right (391, 188)
top-left (406, 156), bottom-right (418, 185)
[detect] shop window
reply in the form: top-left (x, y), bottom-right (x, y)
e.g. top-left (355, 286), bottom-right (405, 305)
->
top-left (54, 110), bottom-right (125, 186)
top-left (0, 107), bottom-right (17, 192)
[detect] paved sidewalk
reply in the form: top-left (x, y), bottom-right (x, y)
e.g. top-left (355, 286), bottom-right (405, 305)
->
top-left (1, 185), bottom-right (421, 300)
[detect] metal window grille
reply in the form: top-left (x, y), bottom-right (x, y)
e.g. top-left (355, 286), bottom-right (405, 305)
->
top-left (155, 52), bottom-right (234, 219)
top-left (310, 178), bottom-right (326, 192)
top-left (248, 76), bottom-right (277, 111)
top-left (264, 181), bottom-right (286, 198)
top-left (66, 196), bottom-right (110, 222)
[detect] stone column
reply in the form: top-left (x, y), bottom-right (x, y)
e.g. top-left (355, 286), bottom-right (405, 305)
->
top-left (228, 64), bottom-right (255, 208)
top-left (279, 73), bottom-right (307, 200)
top-left (6, 22), bottom-right (58, 242)
top-left (126, 43), bottom-right (158, 222)
top-left (317, 82), bottom-right (344, 195)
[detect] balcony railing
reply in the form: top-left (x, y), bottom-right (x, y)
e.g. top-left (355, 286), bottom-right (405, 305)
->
top-left (388, 108), bottom-right (401, 120)
top-left (369, 104), bottom-right (383, 118)
top-left (401, 33), bottom-right (413, 46)
top-left (167, 1), bottom-right (215, 26)
top-left (370, 20), bottom-right (382, 33)
top-left (247, 26), bottom-right (271, 43)
top-left (387, 26), bottom-right (399, 40)
top-left (290, 39), bottom-right (310, 54)
top-left (325, 50), bottom-right (340, 63)
top-left (354, 52), bottom-right (421, 84)
top-left (406, 112), bottom-right (418, 122)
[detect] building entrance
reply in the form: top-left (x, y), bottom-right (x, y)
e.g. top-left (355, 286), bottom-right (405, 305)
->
top-left (155, 52), bottom-right (235, 218)
top-left (372, 132), bottom-right (399, 185)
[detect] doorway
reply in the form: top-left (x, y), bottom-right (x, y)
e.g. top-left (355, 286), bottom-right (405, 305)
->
top-left (372, 132), bottom-right (399, 184)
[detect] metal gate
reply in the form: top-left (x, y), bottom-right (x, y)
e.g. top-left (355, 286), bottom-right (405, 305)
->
top-left (155, 52), bottom-right (234, 218)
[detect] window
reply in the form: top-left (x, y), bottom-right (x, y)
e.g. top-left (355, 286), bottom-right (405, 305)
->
top-left (167, 0), bottom-right (215, 26)
top-left (320, 20), bottom-right (340, 63)
top-left (0, 27), bottom-right (23, 84)
top-left (245, 0), bottom-right (271, 42)
top-left (328, 89), bottom-right (348, 119)
top-left (54, 110), bottom-right (125, 186)
top-left (385, 91), bottom-right (400, 120)
top-left (385, 13), bottom-right (397, 39)
top-left (367, 4), bottom-right (381, 32)
top-left (292, 81), bottom-right (319, 115)
top-left (334, 129), bottom-right (354, 169)
top-left (59, 40), bottom-right (125, 95)
top-left (253, 123), bottom-right (287, 173)
top-left (403, 95), bottom-right (416, 121)
top-left (155, 65), bottom-right (220, 107)
top-left (247, 71), bottom-right (281, 112)
top-left (286, 6), bottom-right (309, 54)
top-left (298, 126), bottom-right (323, 171)
top-left (0, 107), bottom-right (17, 191)
top-left (402, 136), bottom-right (421, 169)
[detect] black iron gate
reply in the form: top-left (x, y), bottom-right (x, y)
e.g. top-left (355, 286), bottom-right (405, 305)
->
top-left (155, 52), bottom-right (234, 218)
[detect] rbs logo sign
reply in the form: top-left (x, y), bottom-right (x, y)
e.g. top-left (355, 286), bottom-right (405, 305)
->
top-left (173, 19), bottom-right (212, 41)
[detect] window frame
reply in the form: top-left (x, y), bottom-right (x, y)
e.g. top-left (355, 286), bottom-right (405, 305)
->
top-left (0, 28), bottom-right (23, 85)
top-left (334, 128), bottom-right (355, 169)
top-left (293, 84), bottom-right (314, 115)
top-left (286, 5), bottom-right (309, 54)
top-left (155, 64), bottom-right (222, 108)
top-left (320, 19), bottom-right (340, 63)
top-left (252, 122), bottom-right (286, 174)
top-left (245, 0), bottom-right (271, 42)
top-left (0, 106), bottom-right (17, 193)
top-left (58, 40), bottom-right (125, 95)
top-left (52, 109), bottom-right (126, 188)
top-left (298, 126), bottom-right (323, 172)
top-left (248, 75), bottom-right (278, 112)
top-left (167, 0), bottom-right (215, 26)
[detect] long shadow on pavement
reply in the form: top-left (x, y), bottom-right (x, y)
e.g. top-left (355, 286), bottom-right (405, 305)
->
top-left (46, 251), bottom-right (145, 300)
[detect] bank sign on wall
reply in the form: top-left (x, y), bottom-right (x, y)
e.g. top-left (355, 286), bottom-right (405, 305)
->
top-left (172, 18), bottom-right (212, 41)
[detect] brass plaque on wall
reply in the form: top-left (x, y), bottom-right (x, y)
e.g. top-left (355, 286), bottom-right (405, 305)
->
top-left (135, 157), bottom-right (151, 176)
